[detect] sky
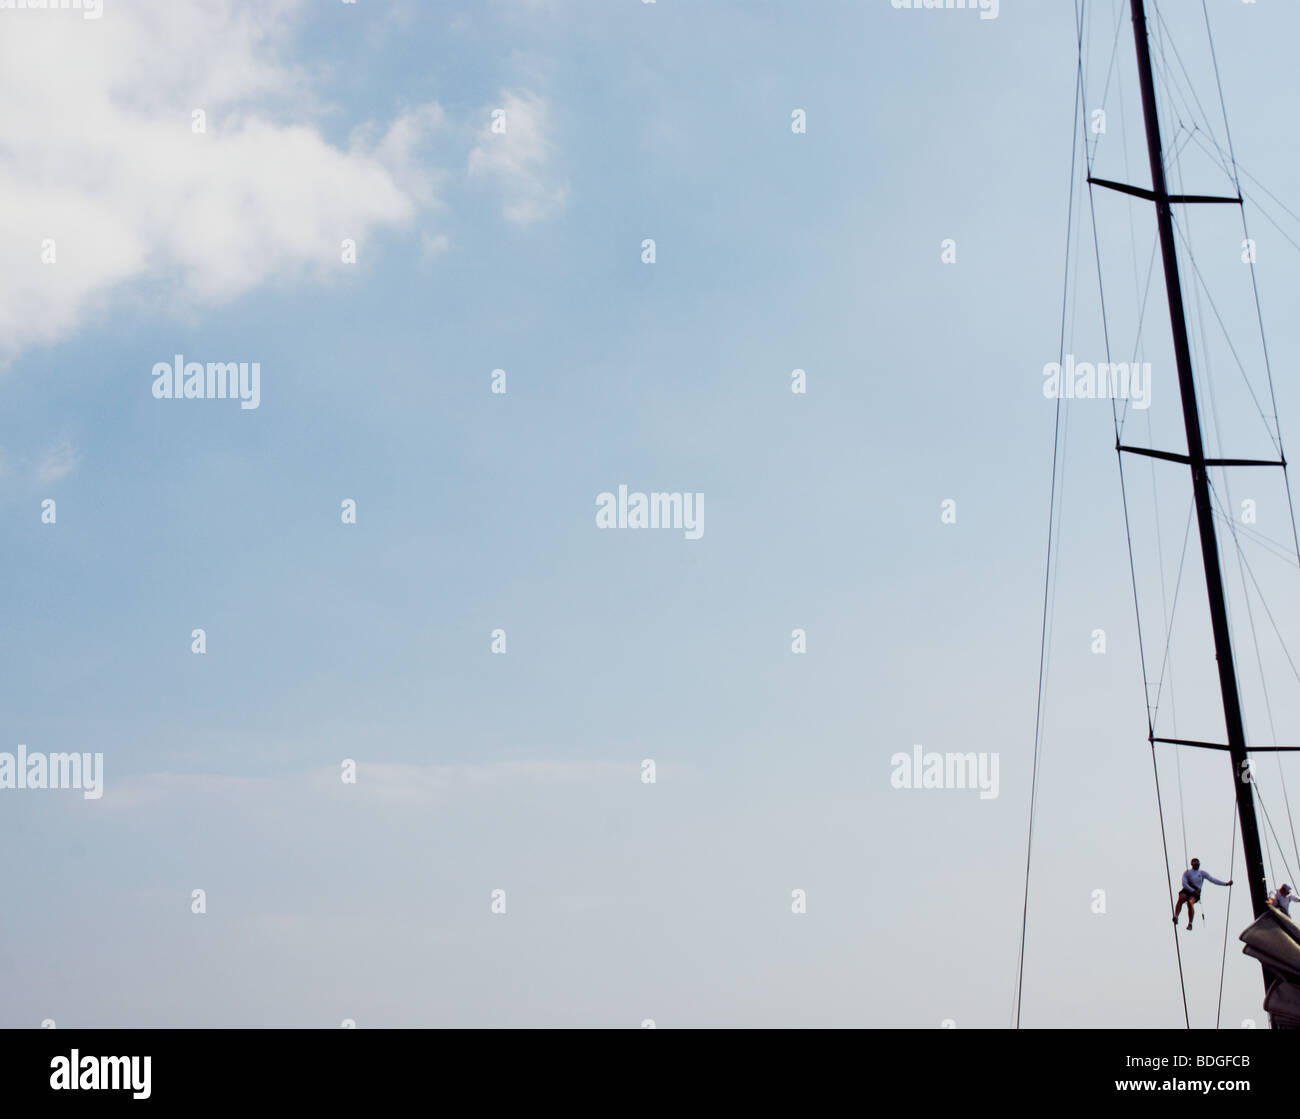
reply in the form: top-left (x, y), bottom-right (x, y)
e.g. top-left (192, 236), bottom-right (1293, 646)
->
top-left (4, 0), bottom-right (1300, 1028)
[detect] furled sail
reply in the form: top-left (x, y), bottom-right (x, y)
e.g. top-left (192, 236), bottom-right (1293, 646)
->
top-left (1241, 909), bottom-right (1300, 1027)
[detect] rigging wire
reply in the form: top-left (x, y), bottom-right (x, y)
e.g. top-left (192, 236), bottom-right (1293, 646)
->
top-left (1185, 125), bottom-right (1300, 258)
top-left (1150, 503), bottom-right (1196, 863)
top-left (1147, 504), bottom-right (1193, 728)
top-left (1082, 0), bottom-right (1194, 1027)
top-left (1216, 796), bottom-right (1239, 1029)
top-left (1161, 78), bottom-right (1262, 912)
top-left (1104, 0), bottom-right (1191, 1025)
top-left (1149, 3), bottom-right (1300, 1021)
top-left (1200, 0), bottom-right (1300, 883)
top-left (1160, 75), bottom-right (1207, 875)
top-left (1170, 223), bottom-right (1277, 451)
top-left (1252, 782), bottom-right (1296, 889)
top-left (1117, 31), bottom-right (1189, 853)
top-left (1209, 499), bottom-right (1300, 887)
top-left (1213, 500), bottom-right (1300, 733)
top-left (1013, 7), bottom-right (1085, 1031)
top-left (1152, 4), bottom-right (1227, 154)
top-left (1149, 741), bottom-right (1191, 1027)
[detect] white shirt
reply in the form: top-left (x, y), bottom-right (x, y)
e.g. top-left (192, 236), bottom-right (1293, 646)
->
top-left (1182, 868), bottom-right (1227, 892)
top-left (1270, 890), bottom-right (1294, 915)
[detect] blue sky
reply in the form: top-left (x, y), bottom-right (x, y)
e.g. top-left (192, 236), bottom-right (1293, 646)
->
top-left (3, 0), bottom-right (1300, 1028)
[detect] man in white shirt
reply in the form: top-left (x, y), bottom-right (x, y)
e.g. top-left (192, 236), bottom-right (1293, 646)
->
top-left (1173, 858), bottom-right (1232, 930)
top-left (1269, 884), bottom-right (1294, 917)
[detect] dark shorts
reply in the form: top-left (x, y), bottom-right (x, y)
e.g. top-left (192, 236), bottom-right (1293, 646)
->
top-left (1178, 888), bottom-right (1201, 903)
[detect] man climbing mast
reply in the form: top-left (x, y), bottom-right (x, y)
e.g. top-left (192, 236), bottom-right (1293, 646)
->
top-left (1173, 858), bottom-right (1232, 930)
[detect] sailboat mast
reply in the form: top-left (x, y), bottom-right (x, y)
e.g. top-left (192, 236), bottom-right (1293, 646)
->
top-left (1126, 0), bottom-right (1271, 954)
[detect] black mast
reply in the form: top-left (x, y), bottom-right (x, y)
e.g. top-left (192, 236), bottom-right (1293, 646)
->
top-left (1123, 0), bottom-right (1272, 973)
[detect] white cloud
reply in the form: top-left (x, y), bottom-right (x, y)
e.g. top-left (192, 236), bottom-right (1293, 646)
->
top-left (468, 90), bottom-right (567, 225)
top-left (0, 0), bottom-right (445, 358)
top-left (364, 102), bottom-right (450, 209)
top-left (34, 437), bottom-right (79, 485)
top-left (421, 232), bottom-right (452, 260)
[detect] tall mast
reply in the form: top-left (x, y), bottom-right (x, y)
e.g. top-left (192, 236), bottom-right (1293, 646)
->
top-left (1124, 0), bottom-right (1271, 975)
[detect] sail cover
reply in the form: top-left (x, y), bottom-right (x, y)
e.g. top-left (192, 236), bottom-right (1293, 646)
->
top-left (1264, 978), bottom-right (1300, 1025)
top-left (1240, 907), bottom-right (1300, 984)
